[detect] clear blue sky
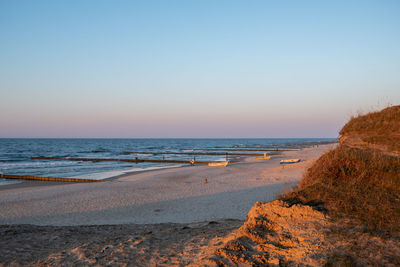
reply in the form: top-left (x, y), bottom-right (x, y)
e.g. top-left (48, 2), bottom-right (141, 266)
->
top-left (1, 0), bottom-right (399, 138)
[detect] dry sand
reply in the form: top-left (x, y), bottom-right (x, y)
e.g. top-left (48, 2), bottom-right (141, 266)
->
top-left (0, 220), bottom-right (244, 266)
top-left (0, 144), bottom-right (335, 266)
top-left (210, 200), bottom-right (330, 266)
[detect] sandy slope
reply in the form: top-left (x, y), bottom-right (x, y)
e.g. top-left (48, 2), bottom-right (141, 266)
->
top-left (209, 200), bottom-right (330, 266)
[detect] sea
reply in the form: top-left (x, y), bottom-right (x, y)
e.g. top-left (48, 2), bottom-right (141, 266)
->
top-left (0, 138), bottom-right (334, 186)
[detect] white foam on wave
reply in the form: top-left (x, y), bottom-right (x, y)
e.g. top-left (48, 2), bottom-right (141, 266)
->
top-left (134, 154), bottom-right (153, 157)
top-left (215, 157), bottom-right (228, 162)
top-left (0, 161), bottom-right (78, 168)
top-left (0, 178), bottom-right (22, 186)
top-left (69, 164), bottom-right (184, 180)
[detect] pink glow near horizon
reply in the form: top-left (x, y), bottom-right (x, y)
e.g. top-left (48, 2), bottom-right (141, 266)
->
top-left (0, 105), bottom-right (344, 138)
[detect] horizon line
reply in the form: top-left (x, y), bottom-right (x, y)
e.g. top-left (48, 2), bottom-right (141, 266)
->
top-left (0, 137), bottom-right (337, 139)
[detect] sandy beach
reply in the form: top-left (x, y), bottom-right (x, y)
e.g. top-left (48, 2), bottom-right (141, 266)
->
top-left (0, 144), bottom-right (335, 266)
top-left (0, 144), bottom-right (333, 226)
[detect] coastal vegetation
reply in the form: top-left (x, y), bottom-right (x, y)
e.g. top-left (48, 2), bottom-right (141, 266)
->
top-left (285, 105), bottom-right (400, 232)
top-left (340, 105), bottom-right (400, 155)
top-left (295, 145), bottom-right (399, 232)
top-left (280, 105), bottom-right (400, 265)
top-left (340, 105), bottom-right (400, 135)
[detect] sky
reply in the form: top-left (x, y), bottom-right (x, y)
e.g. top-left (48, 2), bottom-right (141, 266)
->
top-left (1, 0), bottom-right (399, 138)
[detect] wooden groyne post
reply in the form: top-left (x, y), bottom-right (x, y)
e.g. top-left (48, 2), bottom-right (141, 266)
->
top-left (0, 173), bottom-right (104, 183)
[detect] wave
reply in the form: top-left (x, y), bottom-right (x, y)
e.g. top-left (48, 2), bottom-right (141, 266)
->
top-left (91, 150), bottom-right (109, 153)
top-left (0, 161), bottom-right (79, 168)
top-left (0, 179), bottom-right (22, 186)
top-left (133, 154), bottom-right (153, 157)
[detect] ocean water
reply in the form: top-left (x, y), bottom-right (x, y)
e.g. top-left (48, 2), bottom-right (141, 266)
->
top-left (0, 138), bottom-right (333, 186)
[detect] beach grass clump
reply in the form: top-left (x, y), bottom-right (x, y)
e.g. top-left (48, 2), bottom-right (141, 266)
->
top-left (286, 146), bottom-right (400, 232)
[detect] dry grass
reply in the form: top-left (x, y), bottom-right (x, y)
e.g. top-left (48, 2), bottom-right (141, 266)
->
top-left (279, 106), bottom-right (400, 265)
top-left (283, 105), bottom-right (400, 233)
top-left (340, 105), bottom-right (400, 136)
top-left (362, 135), bottom-right (400, 152)
top-left (283, 146), bottom-right (400, 232)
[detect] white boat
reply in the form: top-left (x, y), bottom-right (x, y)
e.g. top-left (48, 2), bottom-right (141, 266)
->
top-left (280, 158), bottom-right (301, 164)
top-left (208, 161), bottom-right (229, 167)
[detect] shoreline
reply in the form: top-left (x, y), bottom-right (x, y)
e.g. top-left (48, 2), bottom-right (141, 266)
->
top-left (0, 151), bottom-right (267, 191)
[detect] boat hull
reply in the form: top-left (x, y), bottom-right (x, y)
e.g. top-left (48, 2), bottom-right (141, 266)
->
top-left (208, 161), bottom-right (229, 167)
top-left (255, 156), bottom-right (271, 160)
top-left (280, 159), bottom-right (301, 164)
